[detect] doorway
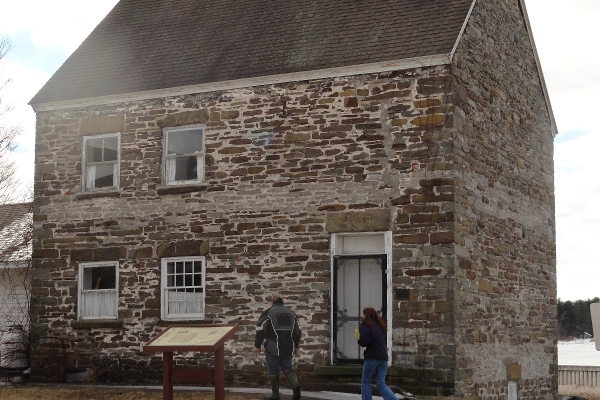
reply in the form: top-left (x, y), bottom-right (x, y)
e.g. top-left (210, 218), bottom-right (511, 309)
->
top-left (330, 232), bottom-right (392, 365)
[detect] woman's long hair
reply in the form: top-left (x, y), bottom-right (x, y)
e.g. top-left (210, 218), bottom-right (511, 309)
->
top-left (362, 307), bottom-right (387, 332)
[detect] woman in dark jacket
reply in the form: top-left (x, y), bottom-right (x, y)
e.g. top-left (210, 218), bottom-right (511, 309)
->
top-left (357, 307), bottom-right (397, 400)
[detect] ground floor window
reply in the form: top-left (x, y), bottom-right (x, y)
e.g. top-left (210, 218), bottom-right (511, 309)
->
top-left (78, 262), bottom-right (118, 320)
top-left (330, 232), bottom-right (392, 364)
top-left (161, 256), bottom-right (205, 320)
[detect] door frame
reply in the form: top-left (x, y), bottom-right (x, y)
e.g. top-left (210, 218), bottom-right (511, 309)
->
top-left (329, 231), bottom-right (393, 365)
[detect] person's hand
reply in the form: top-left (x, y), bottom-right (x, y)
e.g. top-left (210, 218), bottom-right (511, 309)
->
top-left (254, 347), bottom-right (262, 353)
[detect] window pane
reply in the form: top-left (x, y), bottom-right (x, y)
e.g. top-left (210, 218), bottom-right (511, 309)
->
top-left (104, 137), bottom-right (119, 161)
top-left (87, 139), bottom-right (104, 162)
top-left (83, 265), bottom-right (116, 290)
top-left (173, 156), bottom-right (198, 181)
top-left (167, 262), bottom-right (175, 275)
top-left (167, 129), bottom-right (203, 156)
top-left (93, 164), bottom-right (115, 188)
top-left (194, 261), bottom-right (202, 274)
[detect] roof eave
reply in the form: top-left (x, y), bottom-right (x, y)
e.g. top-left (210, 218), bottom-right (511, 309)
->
top-left (450, 0), bottom-right (558, 138)
top-left (517, 0), bottom-right (558, 137)
top-left (29, 54), bottom-right (453, 113)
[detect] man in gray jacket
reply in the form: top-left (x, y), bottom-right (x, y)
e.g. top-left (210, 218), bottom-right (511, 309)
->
top-left (254, 292), bottom-right (302, 400)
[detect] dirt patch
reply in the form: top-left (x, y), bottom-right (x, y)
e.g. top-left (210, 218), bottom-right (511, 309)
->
top-left (0, 386), bottom-right (264, 400)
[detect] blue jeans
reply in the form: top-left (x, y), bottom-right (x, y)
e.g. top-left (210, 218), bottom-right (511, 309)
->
top-left (361, 359), bottom-right (397, 400)
top-left (266, 352), bottom-right (294, 375)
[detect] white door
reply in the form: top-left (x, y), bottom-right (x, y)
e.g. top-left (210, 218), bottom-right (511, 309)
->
top-left (333, 255), bottom-right (386, 363)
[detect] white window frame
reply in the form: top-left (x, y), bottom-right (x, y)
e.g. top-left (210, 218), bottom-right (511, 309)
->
top-left (330, 231), bottom-right (393, 365)
top-left (82, 132), bottom-right (121, 192)
top-left (163, 124), bottom-right (205, 185)
top-left (77, 261), bottom-right (119, 320)
top-left (161, 256), bottom-right (206, 321)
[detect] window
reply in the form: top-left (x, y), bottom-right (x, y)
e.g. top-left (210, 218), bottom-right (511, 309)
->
top-left (78, 262), bottom-right (118, 320)
top-left (163, 125), bottom-right (205, 185)
top-left (82, 133), bottom-right (120, 191)
top-left (161, 257), bottom-right (206, 320)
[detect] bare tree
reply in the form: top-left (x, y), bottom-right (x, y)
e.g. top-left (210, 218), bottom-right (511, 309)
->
top-left (0, 36), bottom-right (26, 204)
top-left (0, 37), bottom-right (32, 381)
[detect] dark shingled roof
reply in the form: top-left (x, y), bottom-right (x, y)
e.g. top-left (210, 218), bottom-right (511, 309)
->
top-left (30, 0), bottom-right (474, 105)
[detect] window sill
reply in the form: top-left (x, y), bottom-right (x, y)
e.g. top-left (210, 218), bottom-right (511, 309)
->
top-left (157, 319), bottom-right (213, 327)
top-left (76, 190), bottom-right (121, 200)
top-left (157, 184), bottom-right (208, 195)
top-left (71, 319), bottom-right (123, 329)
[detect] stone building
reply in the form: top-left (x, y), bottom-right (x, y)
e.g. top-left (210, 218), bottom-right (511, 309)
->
top-left (29, 0), bottom-right (557, 398)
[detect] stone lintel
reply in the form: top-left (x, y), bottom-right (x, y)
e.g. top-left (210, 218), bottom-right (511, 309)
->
top-left (157, 109), bottom-right (210, 128)
top-left (80, 115), bottom-right (125, 135)
top-left (325, 209), bottom-right (390, 233)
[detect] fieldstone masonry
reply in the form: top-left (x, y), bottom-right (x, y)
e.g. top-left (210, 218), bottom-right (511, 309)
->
top-left (31, 0), bottom-right (556, 398)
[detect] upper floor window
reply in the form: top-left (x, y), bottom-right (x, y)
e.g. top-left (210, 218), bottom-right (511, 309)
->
top-left (82, 133), bottom-right (120, 191)
top-left (161, 256), bottom-right (205, 320)
top-left (78, 262), bottom-right (119, 320)
top-left (163, 125), bottom-right (205, 185)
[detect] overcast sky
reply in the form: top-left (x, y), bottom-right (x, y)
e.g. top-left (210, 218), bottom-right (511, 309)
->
top-left (0, 0), bottom-right (598, 301)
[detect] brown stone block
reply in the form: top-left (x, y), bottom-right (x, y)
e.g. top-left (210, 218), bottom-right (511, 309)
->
top-left (32, 249), bottom-right (59, 259)
top-left (405, 268), bottom-right (441, 277)
top-left (132, 247), bottom-right (153, 259)
top-left (94, 247), bottom-right (127, 261)
top-left (80, 115), bottom-right (125, 135)
top-left (285, 255), bottom-right (309, 262)
top-left (318, 204), bottom-right (346, 212)
top-left (391, 118), bottom-right (408, 126)
top-left (218, 146), bottom-right (247, 154)
top-left (478, 279), bottom-right (494, 293)
top-left (414, 98), bottom-right (442, 108)
top-left (118, 309), bottom-right (133, 319)
top-left (142, 309), bottom-right (161, 318)
top-left (506, 362), bottom-right (522, 380)
top-left (237, 265), bottom-right (261, 274)
top-left (145, 299), bottom-right (160, 309)
top-left (419, 178), bottom-right (453, 187)
top-left (284, 132), bottom-right (310, 142)
top-left (344, 97), bottom-right (358, 107)
top-left (325, 209), bottom-right (390, 233)
top-left (365, 90), bottom-right (410, 100)
top-left (411, 193), bottom-right (453, 203)
top-left (157, 240), bottom-right (208, 257)
top-left (157, 109), bottom-right (209, 127)
top-left (411, 213), bottom-right (453, 224)
top-left (394, 234), bottom-right (428, 244)
top-left (396, 213), bottom-right (409, 224)
top-left (411, 114), bottom-right (445, 126)
top-left (434, 301), bottom-right (451, 313)
top-left (221, 110), bottom-right (240, 119)
top-left (430, 231), bottom-right (453, 244)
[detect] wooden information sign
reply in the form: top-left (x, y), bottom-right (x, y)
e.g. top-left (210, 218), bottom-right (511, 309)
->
top-left (143, 324), bottom-right (238, 400)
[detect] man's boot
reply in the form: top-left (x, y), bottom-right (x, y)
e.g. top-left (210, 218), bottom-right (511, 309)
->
top-left (264, 374), bottom-right (280, 400)
top-left (285, 370), bottom-right (301, 400)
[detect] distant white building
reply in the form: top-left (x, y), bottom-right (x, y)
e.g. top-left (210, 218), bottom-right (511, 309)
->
top-left (0, 203), bottom-right (32, 337)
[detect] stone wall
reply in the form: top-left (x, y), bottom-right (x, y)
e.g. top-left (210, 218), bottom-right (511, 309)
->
top-left (451, 0), bottom-right (556, 398)
top-left (32, 65), bottom-right (457, 390)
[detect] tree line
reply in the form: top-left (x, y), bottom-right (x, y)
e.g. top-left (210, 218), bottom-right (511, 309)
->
top-left (558, 298), bottom-right (600, 340)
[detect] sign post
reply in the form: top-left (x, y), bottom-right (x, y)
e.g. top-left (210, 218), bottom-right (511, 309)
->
top-left (591, 304), bottom-right (600, 351)
top-left (143, 324), bottom-right (238, 400)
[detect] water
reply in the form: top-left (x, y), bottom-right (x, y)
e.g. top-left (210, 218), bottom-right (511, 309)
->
top-left (559, 339), bottom-right (600, 366)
